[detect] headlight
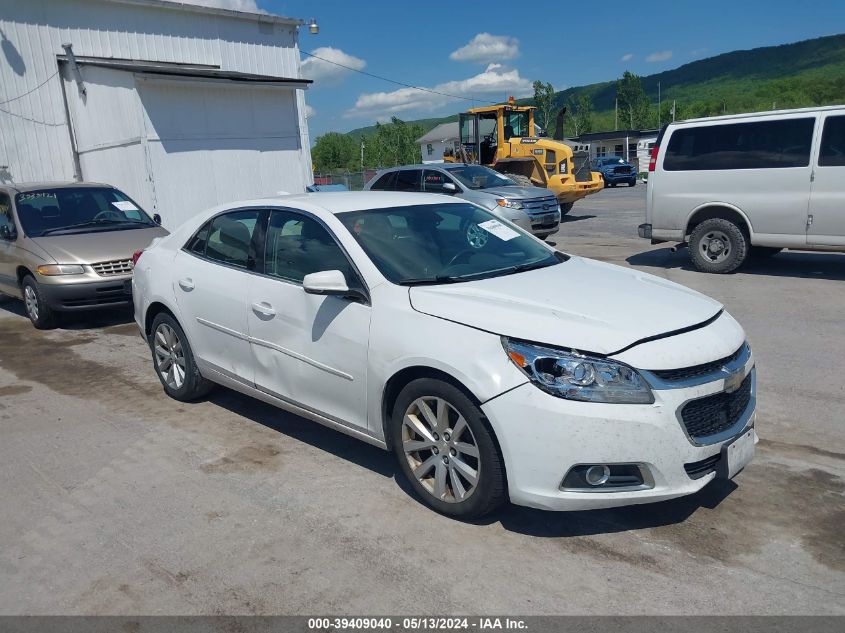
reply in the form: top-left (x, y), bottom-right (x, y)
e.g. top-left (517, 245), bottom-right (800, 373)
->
top-left (496, 198), bottom-right (524, 210)
top-left (503, 337), bottom-right (654, 404)
top-left (559, 160), bottom-right (568, 174)
top-left (36, 264), bottom-right (85, 276)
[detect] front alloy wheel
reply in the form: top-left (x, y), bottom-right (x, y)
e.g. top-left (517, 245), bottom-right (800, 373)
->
top-left (391, 378), bottom-right (506, 518)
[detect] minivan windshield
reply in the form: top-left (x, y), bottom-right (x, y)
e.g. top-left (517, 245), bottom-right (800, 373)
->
top-left (443, 165), bottom-right (516, 190)
top-left (15, 187), bottom-right (156, 237)
top-left (338, 202), bottom-right (563, 285)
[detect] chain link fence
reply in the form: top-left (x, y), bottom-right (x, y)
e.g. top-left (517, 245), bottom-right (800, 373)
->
top-left (313, 170), bottom-right (380, 191)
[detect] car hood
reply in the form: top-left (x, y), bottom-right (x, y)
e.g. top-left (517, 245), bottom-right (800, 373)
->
top-left (31, 226), bottom-right (169, 264)
top-left (478, 186), bottom-right (553, 199)
top-left (408, 257), bottom-right (723, 356)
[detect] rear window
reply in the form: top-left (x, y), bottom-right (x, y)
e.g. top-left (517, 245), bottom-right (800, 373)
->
top-left (663, 118), bottom-right (815, 171)
top-left (818, 115), bottom-right (845, 167)
top-left (369, 172), bottom-right (396, 191)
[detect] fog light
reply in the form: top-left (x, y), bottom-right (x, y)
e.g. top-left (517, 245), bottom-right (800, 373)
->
top-left (585, 465), bottom-right (611, 486)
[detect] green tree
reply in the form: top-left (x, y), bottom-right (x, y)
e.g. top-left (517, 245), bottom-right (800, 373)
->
top-left (532, 80), bottom-right (557, 130)
top-left (311, 132), bottom-right (357, 172)
top-left (616, 71), bottom-right (651, 129)
top-left (567, 93), bottom-right (594, 136)
top-left (363, 117), bottom-right (424, 168)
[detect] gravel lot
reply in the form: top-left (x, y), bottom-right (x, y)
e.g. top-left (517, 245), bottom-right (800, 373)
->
top-left (0, 185), bottom-right (843, 615)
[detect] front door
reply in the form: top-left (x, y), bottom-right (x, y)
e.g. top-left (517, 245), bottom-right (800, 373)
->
top-left (808, 113), bottom-right (845, 246)
top-left (248, 210), bottom-right (371, 430)
top-left (173, 209), bottom-right (265, 385)
top-left (0, 192), bottom-right (19, 295)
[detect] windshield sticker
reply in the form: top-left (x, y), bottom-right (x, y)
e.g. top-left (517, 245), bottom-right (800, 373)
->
top-left (477, 219), bottom-right (519, 241)
top-left (112, 200), bottom-right (139, 212)
top-left (18, 192), bottom-right (57, 201)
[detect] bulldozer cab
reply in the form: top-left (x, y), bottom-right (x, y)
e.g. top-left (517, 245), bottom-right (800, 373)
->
top-left (458, 105), bottom-right (534, 166)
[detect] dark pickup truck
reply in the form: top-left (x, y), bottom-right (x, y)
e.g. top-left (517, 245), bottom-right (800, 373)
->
top-left (594, 157), bottom-right (637, 187)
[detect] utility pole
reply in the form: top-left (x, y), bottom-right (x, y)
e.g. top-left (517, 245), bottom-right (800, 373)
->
top-left (360, 140), bottom-right (365, 170)
top-left (615, 98), bottom-right (618, 131)
top-left (672, 100), bottom-right (676, 122)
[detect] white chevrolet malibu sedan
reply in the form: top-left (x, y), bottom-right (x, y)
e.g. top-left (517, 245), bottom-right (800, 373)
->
top-left (133, 192), bottom-right (757, 518)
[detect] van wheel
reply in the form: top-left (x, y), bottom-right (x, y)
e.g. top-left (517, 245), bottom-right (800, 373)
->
top-left (22, 275), bottom-right (57, 329)
top-left (150, 312), bottom-right (214, 401)
top-left (750, 246), bottom-right (782, 258)
top-left (689, 218), bottom-right (748, 274)
top-left (390, 378), bottom-right (506, 519)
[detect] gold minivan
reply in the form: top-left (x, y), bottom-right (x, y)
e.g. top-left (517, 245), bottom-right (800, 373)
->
top-left (0, 182), bottom-right (168, 328)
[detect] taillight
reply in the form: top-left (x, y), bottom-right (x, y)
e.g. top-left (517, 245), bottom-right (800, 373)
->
top-left (131, 249), bottom-right (144, 269)
top-left (648, 144), bottom-right (660, 172)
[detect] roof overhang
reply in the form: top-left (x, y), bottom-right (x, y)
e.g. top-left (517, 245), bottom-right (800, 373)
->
top-left (57, 56), bottom-right (311, 89)
top-left (104, 0), bottom-right (303, 26)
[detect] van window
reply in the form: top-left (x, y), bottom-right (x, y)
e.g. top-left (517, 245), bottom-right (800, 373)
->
top-left (663, 118), bottom-right (815, 171)
top-left (818, 115), bottom-right (845, 167)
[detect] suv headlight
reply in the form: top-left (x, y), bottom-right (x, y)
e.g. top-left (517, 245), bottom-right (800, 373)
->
top-left (36, 264), bottom-right (85, 276)
top-left (503, 338), bottom-right (654, 404)
top-left (496, 198), bottom-right (524, 210)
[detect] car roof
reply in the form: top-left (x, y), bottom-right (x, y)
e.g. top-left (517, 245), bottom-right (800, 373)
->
top-left (1, 181), bottom-right (114, 194)
top-left (377, 163), bottom-right (489, 172)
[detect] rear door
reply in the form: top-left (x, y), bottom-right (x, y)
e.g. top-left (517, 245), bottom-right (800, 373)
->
top-left (807, 113), bottom-right (845, 246)
top-left (172, 209), bottom-right (265, 385)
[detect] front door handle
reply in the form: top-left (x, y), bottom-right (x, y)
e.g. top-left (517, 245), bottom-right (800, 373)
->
top-left (178, 278), bottom-right (194, 291)
top-left (251, 301), bottom-right (276, 318)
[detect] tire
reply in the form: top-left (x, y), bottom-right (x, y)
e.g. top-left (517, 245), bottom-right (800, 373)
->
top-left (750, 246), bottom-right (783, 258)
top-left (21, 275), bottom-right (57, 329)
top-left (609, 182), bottom-right (617, 188)
top-left (501, 172), bottom-right (533, 188)
top-left (628, 180), bottom-right (636, 187)
top-left (688, 218), bottom-right (749, 274)
top-left (390, 378), bottom-right (506, 519)
top-left (149, 312), bottom-right (214, 401)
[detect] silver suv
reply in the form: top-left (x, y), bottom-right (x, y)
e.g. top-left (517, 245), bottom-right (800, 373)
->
top-left (0, 182), bottom-right (168, 328)
top-left (364, 164), bottom-right (561, 238)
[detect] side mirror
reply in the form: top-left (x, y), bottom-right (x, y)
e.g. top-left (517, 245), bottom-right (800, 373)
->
top-left (0, 224), bottom-right (16, 241)
top-left (441, 182), bottom-right (457, 194)
top-left (153, 213), bottom-right (162, 225)
top-left (303, 269), bottom-right (350, 295)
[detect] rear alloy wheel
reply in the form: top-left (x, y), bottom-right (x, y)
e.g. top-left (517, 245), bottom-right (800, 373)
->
top-left (22, 275), bottom-right (56, 329)
top-left (150, 313), bottom-right (214, 401)
top-left (689, 218), bottom-right (749, 274)
top-left (391, 378), bottom-right (505, 519)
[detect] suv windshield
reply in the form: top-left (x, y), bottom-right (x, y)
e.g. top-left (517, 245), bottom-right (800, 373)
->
top-left (338, 202), bottom-right (563, 285)
top-left (15, 187), bottom-right (156, 237)
top-left (443, 165), bottom-right (516, 190)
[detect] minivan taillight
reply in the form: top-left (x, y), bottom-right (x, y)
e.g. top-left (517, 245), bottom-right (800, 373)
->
top-left (131, 249), bottom-right (144, 269)
top-left (648, 144), bottom-right (660, 172)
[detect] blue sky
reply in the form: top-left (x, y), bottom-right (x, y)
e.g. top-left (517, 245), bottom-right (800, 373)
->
top-left (219, 1), bottom-right (845, 137)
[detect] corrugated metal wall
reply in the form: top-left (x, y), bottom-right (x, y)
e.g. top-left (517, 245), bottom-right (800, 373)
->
top-left (0, 0), bottom-right (311, 188)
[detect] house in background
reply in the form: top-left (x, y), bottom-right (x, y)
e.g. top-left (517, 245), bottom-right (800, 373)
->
top-left (417, 122), bottom-right (459, 163)
top-left (573, 129), bottom-right (659, 173)
top-left (0, 0), bottom-right (314, 229)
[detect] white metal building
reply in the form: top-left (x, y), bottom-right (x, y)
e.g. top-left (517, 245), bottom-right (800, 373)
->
top-left (0, 0), bottom-right (313, 229)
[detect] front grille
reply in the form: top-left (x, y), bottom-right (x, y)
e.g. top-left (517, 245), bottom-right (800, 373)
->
top-left (522, 196), bottom-right (559, 216)
top-left (613, 166), bottom-right (633, 174)
top-left (681, 374), bottom-right (752, 441)
top-left (572, 150), bottom-right (592, 182)
top-left (684, 454), bottom-right (721, 479)
top-left (652, 345), bottom-right (745, 381)
top-left (92, 259), bottom-right (132, 277)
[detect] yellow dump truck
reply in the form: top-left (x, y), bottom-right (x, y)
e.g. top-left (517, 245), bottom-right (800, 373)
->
top-left (445, 99), bottom-right (603, 213)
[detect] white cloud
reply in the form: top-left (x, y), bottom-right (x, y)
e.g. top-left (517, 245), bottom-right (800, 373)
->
top-left (450, 33), bottom-right (520, 63)
top-left (304, 104), bottom-right (316, 118)
top-left (301, 47), bottom-right (366, 82)
top-left (621, 53), bottom-right (634, 62)
top-left (181, 0), bottom-right (261, 11)
top-left (347, 63), bottom-right (532, 119)
top-left (646, 50), bottom-right (673, 62)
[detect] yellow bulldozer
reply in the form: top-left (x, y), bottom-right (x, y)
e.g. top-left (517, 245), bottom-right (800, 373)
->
top-left (444, 98), bottom-right (603, 214)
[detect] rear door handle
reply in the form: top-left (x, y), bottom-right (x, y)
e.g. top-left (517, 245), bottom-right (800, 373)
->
top-left (178, 278), bottom-right (194, 291)
top-left (251, 301), bottom-right (276, 318)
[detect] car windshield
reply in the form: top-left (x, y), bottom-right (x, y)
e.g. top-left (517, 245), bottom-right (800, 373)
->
top-left (338, 202), bottom-right (563, 285)
top-left (15, 187), bottom-right (156, 237)
top-left (443, 165), bottom-right (516, 190)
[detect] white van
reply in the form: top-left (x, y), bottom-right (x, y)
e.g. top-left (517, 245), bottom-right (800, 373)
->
top-left (639, 106), bottom-right (845, 273)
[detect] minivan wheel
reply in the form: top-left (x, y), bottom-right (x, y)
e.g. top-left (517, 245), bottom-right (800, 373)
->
top-left (150, 312), bottom-right (214, 401)
top-left (390, 378), bottom-right (506, 519)
top-left (689, 218), bottom-right (748, 273)
top-left (21, 275), bottom-right (56, 329)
